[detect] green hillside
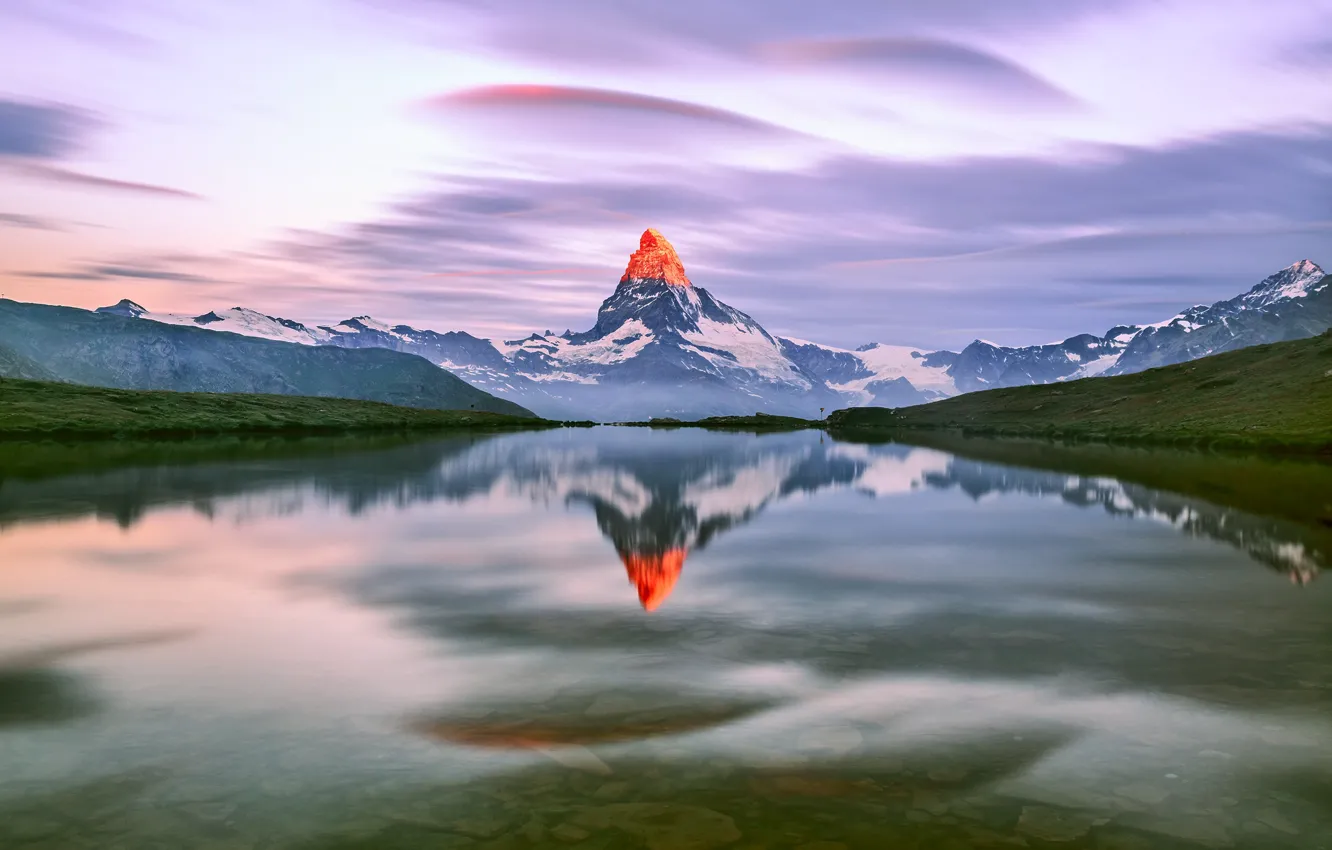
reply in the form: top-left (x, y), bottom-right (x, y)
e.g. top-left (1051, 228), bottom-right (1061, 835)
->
top-left (828, 329), bottom-right (1332, 452)
top-left (0, 379), bottom-right (549, 439)
top-left (0, 299), bottom-right (532, 417)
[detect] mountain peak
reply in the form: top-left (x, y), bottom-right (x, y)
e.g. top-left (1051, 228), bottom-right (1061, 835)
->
top-left (620, 228), bottom-right (690, 287)
top-left (95, 298), bottom-right (148, 318)
top-left (1240, 259), bottom-right (1328, 307)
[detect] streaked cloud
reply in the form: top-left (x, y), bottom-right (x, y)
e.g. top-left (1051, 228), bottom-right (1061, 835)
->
top-left (21, 264), bottom-right (212, 283)
top-left (0, 0), bottom-right (161, 52)
top-left (8, 162), bottom-right (203, 199)
top-left (759, 37), bottom-right (1080, 109)
top-left (21, 271), bottom-right (109, 281)
top-left (0, 213), bottom-right (61, 231)
top-left (429, 84), bottom-right (793, 134)
top-left (366, 0), bottom-right (1134, 68)
top-left (424, 267), bottom-right (608, 278)
top-left (422, 84), bottom-right (815, 163)
top-left (0, 98), bottom-right (200, 199)
top-left (0, 99), bottom-right (95, 159)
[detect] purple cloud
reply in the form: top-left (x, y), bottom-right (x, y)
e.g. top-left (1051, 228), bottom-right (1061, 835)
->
top-left (0, 99), bottom-right (95, 159)
top-left (421, 84), bottom-right (810, 157)
top-left (0, 0), bottom-right (159, 53)
top-left (429, 84), bottom-right (791, 133)
top-left (237, 124), bottom-right (1327, 348)
top-left (10, 162), bottom-right (204, 199)
top-left (759, 37), bottom-right (1080, 108)
top-left (20, 264), bottom-right (213, 282)
top-left (367, 0), bottom-right (1134, 68)
top-left (0, 99), bottom-right (202, 199)
top-left (0, 212), bottom-right (62, 230)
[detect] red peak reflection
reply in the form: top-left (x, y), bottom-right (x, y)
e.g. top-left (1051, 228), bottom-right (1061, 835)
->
top-left (619, 547), bottom-right (687, 611)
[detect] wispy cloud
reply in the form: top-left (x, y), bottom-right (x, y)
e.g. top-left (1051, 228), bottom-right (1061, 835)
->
top-left (0, 212), bottom-right (62, 231)
top-left (430, 84), bottom-right (795, 133)
top-left (365, 0), bottom-right (1130, 68)
top-left (21, 263), bottom-right (213, 283)
top-left (423, 267), bottom-right (609, 278)
top-left (0, 98), bottom-right (201, 199)
top-left (0, 0), bottom-right (161, 53)
top-left (0, 99), bottom-right (97, 159)
top-left (759, 37), bottom-right (1080, 109)
top-left (9, 162), bottom-right (203, 200)
top-left (421, 83), bottom-right (814, 161)
top-left (21, 271), bottom-right (107, 281)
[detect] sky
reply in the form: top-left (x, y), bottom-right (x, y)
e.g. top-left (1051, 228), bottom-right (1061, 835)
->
top-left (0, 0), bottom-right (1329, 350)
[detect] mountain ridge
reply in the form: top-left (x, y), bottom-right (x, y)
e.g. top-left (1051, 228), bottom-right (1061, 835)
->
top-left (0, 300), bottom-right (535, 417)
top-left (87, 235), bottom-right (1328, 420)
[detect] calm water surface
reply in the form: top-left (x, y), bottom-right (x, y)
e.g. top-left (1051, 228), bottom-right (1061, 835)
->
top-left (0, 428), bottom-right (1329, 849)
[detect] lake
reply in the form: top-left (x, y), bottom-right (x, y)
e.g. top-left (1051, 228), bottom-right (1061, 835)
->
top-left (1, 428), bottom-right (1329, 849)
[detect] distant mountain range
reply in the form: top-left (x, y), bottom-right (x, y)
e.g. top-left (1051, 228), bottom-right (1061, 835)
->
top-left (0, 300), bottom-right (534, 417)
top-left (89, 230), bottom-right (1328, 420)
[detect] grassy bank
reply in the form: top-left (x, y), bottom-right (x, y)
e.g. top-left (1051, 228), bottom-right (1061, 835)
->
top-left (0, 432), bottom-right (500, 482)
top-left (0, 378), bottom-right (553, 440)
top-left (828, 330), bottom-right (1332, 453)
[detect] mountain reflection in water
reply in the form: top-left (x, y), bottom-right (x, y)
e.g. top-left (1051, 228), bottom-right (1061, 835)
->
top-left (1, 428), bottom-right (1331, 849)
top-left (1, 429), bottom-right (1324, 609)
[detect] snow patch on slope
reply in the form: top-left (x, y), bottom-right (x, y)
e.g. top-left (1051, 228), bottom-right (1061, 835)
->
top-left (1067, 352), bottom-right (1119, 379)
top-left (139, 307), bottom-right (330, 345)
top-left (825, 341), bottom-right (957, 401)
top-left (684, 317), bottom-right (808, 386)
top-left (540, 320), bottom-right (655, 367)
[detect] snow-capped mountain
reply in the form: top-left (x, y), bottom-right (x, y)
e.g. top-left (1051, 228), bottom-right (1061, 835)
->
top-left (493, 231), bottom-right (813, 391)
top-left (96, 299), bottom-right (425, 348)
top-left (1109, 259), bottom-right (1330, 374)
top-left (98, 238), bottom-right (1328, 419)
top-left (778, 339), bottom-right (956, 406)
top-left (932, 329), bottom-right (1137, 393)
top-left (100, 230), bottom-right (844, 419)
top-left (792, 258), bottom-right (1329, 396)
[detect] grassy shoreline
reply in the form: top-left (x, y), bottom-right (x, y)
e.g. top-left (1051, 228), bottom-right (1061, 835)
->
top-left (827, 330), bottom-right (1332, 455)
top-left (0, 432), bottom-right (508, 482)
top-left (619, 414), bottom-right (817, 432)
top-left (0, 378), bottom-right (556, 440)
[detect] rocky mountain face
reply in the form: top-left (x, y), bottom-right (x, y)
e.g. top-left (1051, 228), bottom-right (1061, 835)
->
top-left (0, 343), bottom-right (59, 381)
top-left (487, 232), bottom-right (842, 418)
top-left (941, 332), bottom-right (1131, 393)
top-left (1110, 260), bottom-right (1330, 374)
top-left (94, 233), bottom-right (1327, 419)
top-left (0, 299), bottom-right (534, 417)
top-left (934, 260), bottom-right (1329, 392)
